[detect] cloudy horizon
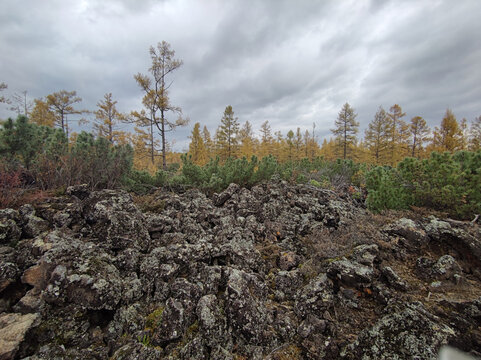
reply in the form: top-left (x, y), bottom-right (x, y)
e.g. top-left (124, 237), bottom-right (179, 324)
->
top-left (1, 0), bottom-right (480, 151)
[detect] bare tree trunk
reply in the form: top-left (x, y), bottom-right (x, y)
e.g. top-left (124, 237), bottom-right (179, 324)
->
top-left (150, 118), bottom-right (154, 165)
top-left (161, 108), bottom-right (167, 170)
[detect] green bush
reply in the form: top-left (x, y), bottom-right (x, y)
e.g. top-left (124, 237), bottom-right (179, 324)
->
top-left (366, 151), bottom-right (481, 219)
top-left (365, 166), bottom-right (412, 212)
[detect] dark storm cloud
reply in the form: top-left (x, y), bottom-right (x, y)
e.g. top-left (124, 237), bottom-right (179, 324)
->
top-left (1, 0), bottom-right (480, 150)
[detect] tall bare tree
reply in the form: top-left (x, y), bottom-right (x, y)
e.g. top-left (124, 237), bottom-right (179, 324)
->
top-left (0, 82), bottom-right (9, 104)
top-left (133, 41), bottom-right (188, 169)
top-left (9, 90), bottom-right (33, 116)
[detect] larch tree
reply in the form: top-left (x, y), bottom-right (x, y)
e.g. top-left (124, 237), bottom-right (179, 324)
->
top-left (294, 127), bottom-right (303, 160)
top-left (238, 120), bottom-right (256, 159)
top-left (30, 98), bottom-right (56, 127)
top-left (431, 109), bottom-right (463, 152)
top-left (386, 104), bottom-right (409, 164)
top-left (259, 120), bottom-right (273, 158)
top-left (459, 118), bottom-right (469, 150)
top-left (469, 115), bottom-right (481, 150)
top-left (215, 105), bottom-right (239, 160)
top-left (202, 126), bottom-right (213, 159)
top-left (188, 122), bottom-right (207, 165)
top-left (409, 116), bottom-right (430, 158)
top-left (286, 130), bottom-right (295, 161)
top-left (94, 93), bottom-right (126, 144)
top-left (364, 106), bottom-right (391, 164)
top-left (133, 41), bottom-right (188, 169)
top-left (273, 130), bottom-right (285, 161)
top-left (46, 90), bottom-right (86, 139)
top-left (331, 102), bottom-right (359, 159)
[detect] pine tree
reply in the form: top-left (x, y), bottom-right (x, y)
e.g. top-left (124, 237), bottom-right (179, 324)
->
top-left (431, 109), bottom-right (463, 152)
top-left (365, 106), bottom-right (391, 164)
top-left (216, 105), bottom-right (239, 160)
top-left (188, 122), bottom-right (207, 165)
top-left (409, 116), bottom-right (430, 158)
top-left (331, 103), bottom-right (359, 159)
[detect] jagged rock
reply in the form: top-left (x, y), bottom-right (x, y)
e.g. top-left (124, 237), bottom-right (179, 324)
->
top-left (152, 297), bottom-right (188, 345)
top-left (351, 244), bottom-right (379, 266)
top-left (298, 314), bottom-right (327, 338)
top-left (349, 302), bottom-right (455, 359)
top-left (196, 294), bottom-right (228, 348)
top-left (0, 209), bottom-right (21, 245)
top-left (432, 255), bottom-right (463, 280)
top-left (2, 183), bottom-right (480, 359)
top-left (66, 184), bottom-right (90, 200)
top-left (13, 289), bottom-right (43, 313)
top-left (274, 269), bottom-right (304, 301)
top-left (383, 218), bottom-right (428, 246)
top-left (83, 189), bottom-right (151, 251)
top-left (110, 343), bottom-right (162, 360)
top-left (19, 205), bottom-right (49, 238)
top-left (327, 258), bottom-right (374, 288)
top-left (0, 312), bottom-right (40, 360)
top-left (0, 246), bottom-right (19, 293)
top-left (213, 183), bottom-right (240, 207)
top-left (295, 274), bottom-right (335, 319)
top-left (225, 268), bottom-right (272, 345)
top-left (381, 266), bottom-right (408, 291)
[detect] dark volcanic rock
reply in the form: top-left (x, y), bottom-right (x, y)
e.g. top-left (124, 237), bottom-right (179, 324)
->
top-left (1, 182), bottom-right (480, 359)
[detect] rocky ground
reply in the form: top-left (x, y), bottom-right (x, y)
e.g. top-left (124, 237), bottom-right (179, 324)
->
top-left (1, 180), bottom-right (481, 359)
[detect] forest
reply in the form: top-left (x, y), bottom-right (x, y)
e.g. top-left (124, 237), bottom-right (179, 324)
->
top-left (0, 42), bottom-right (480, 220)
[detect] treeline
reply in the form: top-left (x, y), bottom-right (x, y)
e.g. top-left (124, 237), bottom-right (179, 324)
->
top-left (1, 114), bottom-right (479, 220)
top-left (187, 103), bottom-right (481, 168)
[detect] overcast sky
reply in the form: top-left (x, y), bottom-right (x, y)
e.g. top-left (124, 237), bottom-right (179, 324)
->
top-left (1, 0), bottom-right (480, 151)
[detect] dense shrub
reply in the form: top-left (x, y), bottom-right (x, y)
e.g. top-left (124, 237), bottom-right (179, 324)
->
top-left (365, 166), bottom-right (412, 212)
top-left (366, 151), bottom-right (481, 219)
top-left (0, 116), bottom-right (134, 194)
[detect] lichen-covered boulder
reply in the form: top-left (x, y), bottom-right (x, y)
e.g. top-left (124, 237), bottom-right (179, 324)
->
top-left (327, 258), bottom-right (374, 288)
top-left (295, 274), bottom-right (335, 319)
top-left (225, 268), bottom-right (272, 345)
top-left (18, 204), bottom-right (49, 238)
top-left (432, 255), bottom-right (463, 280)
top-left (0, 246), bottom-right (19, 293)
top-left (349, 302), bottom-right (455, 359)
top-left (196, 294), bottom-right (228, 348)
top-left (83, 190), bottom-right (151, 251)
top-left (0, 209), bottom-right (21, 245)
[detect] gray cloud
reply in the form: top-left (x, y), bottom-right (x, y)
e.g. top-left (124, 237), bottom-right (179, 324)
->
top-left (1, 0), bottom-right (480, 151)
